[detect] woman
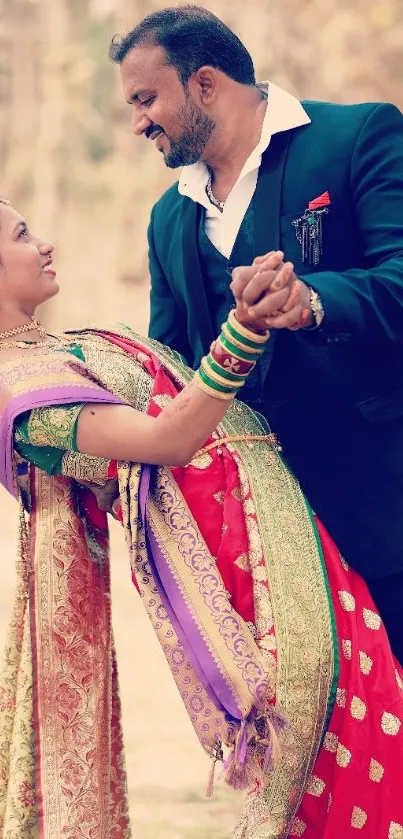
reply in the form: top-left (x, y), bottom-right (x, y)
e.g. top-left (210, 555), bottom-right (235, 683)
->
top-left (0, 197), bottom-right (402, 839)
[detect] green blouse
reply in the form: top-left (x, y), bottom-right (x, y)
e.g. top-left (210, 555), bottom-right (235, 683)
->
top-left (14, 343), bottom-right (87, 476)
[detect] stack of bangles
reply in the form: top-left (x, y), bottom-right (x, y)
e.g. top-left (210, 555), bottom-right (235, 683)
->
top-left (195, 309), bottom-right (270, 400)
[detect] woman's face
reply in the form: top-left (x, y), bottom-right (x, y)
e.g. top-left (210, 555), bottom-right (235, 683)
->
top-left (0, 203), bottom-right (58, 314)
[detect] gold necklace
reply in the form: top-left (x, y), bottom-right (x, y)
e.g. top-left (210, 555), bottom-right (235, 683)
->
top-left (0, 318), bottom-right (48, 346)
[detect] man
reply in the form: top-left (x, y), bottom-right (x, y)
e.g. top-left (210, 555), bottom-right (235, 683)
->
top-left (110, 6), bottom-right (403, 663)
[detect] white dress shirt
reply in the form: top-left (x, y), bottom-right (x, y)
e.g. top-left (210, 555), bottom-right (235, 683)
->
top-left (178, 82), bottom-right (310, 259)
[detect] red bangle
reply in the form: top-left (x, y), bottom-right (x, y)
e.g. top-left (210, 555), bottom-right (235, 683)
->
top-left (211, 339), bottom-right (256, 376)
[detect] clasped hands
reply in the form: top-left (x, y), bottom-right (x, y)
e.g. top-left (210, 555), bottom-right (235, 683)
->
top-left (230, 250), bottom-right (312, 332)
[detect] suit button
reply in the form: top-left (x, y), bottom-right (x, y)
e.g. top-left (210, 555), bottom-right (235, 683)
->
top-left (327, 333), bottom-right (351, 343)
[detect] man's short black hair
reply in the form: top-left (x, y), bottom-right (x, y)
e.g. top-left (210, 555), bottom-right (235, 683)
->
top-left (109, 5), bottom-right (255, 86)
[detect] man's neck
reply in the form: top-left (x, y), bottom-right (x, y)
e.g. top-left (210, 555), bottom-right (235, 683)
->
top-left (203, 85), bottom-right (267, 196)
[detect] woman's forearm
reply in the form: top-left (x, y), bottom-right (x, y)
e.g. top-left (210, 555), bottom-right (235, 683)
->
top-left (76, 381), bottom-right (230, 467)
top-left (152, 378), bottom-right (232, 464)
top-left (76, 312), bottom-right (270, 466)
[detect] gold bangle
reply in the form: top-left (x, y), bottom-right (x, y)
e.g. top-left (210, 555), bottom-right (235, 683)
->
top-left (228, 309), bottom-right (270, 344)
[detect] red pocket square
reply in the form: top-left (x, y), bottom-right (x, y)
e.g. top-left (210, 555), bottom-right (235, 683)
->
top-left (308, 191), bottom-right (331, 210)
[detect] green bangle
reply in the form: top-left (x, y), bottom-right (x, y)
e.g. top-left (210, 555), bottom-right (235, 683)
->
top-left (194, 372), bottom-right (235, 400)
top-left (225, 317), bottom-right (267, 351)
top-left (219, 332), bottom-right (262, 363)
top-left (205, 353), bottom-right (246, 385)
top-left (222, 323), bottom-right (265, 357)
top-left (197, 365), bottom-right (238, 395)
top-left (201, 356), bottom-right (243, 389)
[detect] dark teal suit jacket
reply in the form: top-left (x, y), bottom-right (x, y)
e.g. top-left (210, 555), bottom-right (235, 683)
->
top-left (148, 100), bottom-right (403, 582)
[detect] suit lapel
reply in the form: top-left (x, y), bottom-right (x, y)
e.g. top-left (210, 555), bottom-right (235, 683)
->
top-left (253, 129), bottom-right (292, 254)
top-left (180, 130), bottom-right (292, 373)
top-left (253, 130), bottom-right (293, 381)
top-left (182, 198), bottom-right (215, 352)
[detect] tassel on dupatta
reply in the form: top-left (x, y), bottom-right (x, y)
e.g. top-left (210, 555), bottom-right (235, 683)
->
top-left (222, 706), bottom-right (287, 792)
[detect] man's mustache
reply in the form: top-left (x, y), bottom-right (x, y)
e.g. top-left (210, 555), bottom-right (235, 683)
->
top-left (145, 124), bottom-right (164, 140)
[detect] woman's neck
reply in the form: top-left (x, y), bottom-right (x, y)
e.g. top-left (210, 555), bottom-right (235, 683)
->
top-left (0, 310), bottom-right (45, 343)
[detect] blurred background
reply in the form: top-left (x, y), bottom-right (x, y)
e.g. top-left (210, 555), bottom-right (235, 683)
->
top-left (0, 0), bottom-right (402, 836)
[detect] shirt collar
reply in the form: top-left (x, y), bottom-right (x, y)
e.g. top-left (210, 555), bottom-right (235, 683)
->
top-left (178, 82), bottom-right (310, 200)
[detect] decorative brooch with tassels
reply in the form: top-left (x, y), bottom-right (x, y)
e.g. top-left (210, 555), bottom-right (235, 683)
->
top-left (206, 704), bottom-right (288, 797)
top-left (292, 191), bottom-right (331, 265)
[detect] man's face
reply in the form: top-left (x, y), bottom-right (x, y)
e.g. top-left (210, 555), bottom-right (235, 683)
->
top-left (120, 44), bottom-right (215, 168)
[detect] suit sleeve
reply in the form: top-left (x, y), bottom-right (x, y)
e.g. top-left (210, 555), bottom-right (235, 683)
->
top-left (300, 103), bottom-right (403, 344)
top-left (147, 205), bottom-right (192, 361)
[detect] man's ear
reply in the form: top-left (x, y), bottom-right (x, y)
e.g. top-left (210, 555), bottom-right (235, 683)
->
top-left (188, 66), bottom-right (219, 106)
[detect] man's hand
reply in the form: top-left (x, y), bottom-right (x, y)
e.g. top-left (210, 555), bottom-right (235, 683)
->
top-left (231, 251), bottom-right (313, 331)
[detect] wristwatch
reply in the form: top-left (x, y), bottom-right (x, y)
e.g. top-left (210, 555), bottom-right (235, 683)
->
top-left (306, 286), bottom-right (324, 329)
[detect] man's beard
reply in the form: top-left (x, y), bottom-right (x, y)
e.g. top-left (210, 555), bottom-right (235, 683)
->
top-left (161, 98), bottom-right (215, 168)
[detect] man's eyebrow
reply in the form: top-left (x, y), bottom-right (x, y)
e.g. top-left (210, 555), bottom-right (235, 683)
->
top-left (127, 90), bottom-right (152, 104)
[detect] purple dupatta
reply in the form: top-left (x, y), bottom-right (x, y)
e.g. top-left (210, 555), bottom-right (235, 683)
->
top-left (0, 352), bottom-right (124, 496)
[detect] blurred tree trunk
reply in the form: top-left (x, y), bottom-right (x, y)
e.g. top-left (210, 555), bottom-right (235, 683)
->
top-left (3, 0), bottom-right (40, 204)
top-left (0, 14), bottom-right (12, 192)
top-left (31, 0), bottom-right (70, 240)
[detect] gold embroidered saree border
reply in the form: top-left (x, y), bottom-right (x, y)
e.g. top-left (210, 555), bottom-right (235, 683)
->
top-left (146, 468), bottom-right (272, 717)
top-left (0, 352), bottom-right (103, 410)
top-left (126, 334), bottom-right (335, 838)
top-left (117, 461), bottom-right (228, 755)
top-left (230, 430), bottom-right (334, 838)
top-left (75, 333), bottom-right (153, 413)
top-left (30, 471), bottom-right (131, 838)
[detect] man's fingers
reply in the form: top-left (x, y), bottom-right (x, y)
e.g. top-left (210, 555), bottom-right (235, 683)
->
top-left (241, 270), bottom-right (278, 307)
top-left (265, 305), bottom-right (311, 330)
top-left (230, 251), bottom-right (284, 299)
top-left (253, 251), bottom-right (274, 265)
top-left (276, 277), bottom-right (301, 312)
top-left (292, 308), bottom-right (311, 330)
top-left (242, 262), bottom-right (294, 307)
top-left (270, 262), bottom-right (295, 292)
top-left (246, 285), bottom-right (292, 320)
top-left (253, 250), bottom-right (283, 267)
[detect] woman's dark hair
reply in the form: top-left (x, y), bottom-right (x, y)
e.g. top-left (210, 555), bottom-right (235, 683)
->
top-left (109, 5), bottom-right (255, 86)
